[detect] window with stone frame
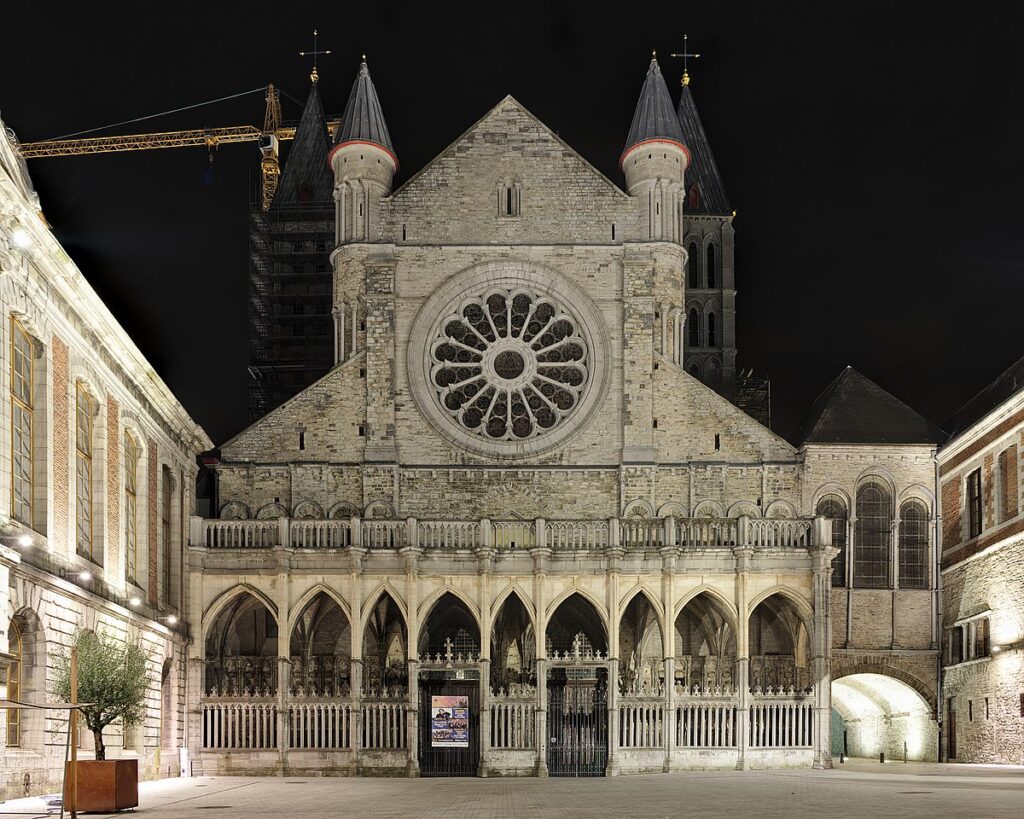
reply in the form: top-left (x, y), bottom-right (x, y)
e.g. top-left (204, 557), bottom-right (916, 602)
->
top-left (687, 242), bottom-right (700, 288)
top-left (75, 384), bottom-right (95, 562)
top-left (946, 625), bottom-right (965, 666)
top-left (969, 617), bottom-right (990, 660)
top-left (853, 481), bottom-right (892, 588)
top-left (5, 618), bottom-right (21, 746)
top-left (498, 180), bottom-right (521, 217)
top-left (10, 318), bottom-right (33, 527)
top-left (706, 244), bottom-right (717, 288)
top-left (124, 431), bottom-right (139, 584)
top-left (898, 499), bottom-right (929, 589)
top-left (966, 468), bottom-right (983, 539)
top-left (161, 466), bottom-right (173, 605)
top-left (998, 445), bottom-right (1018, 522)
top-left (816, 494), bottom-right (848, 587)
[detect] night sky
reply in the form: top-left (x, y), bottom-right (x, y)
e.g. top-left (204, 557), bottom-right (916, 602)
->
top-left (3, 2), bottom-right (1023, 445)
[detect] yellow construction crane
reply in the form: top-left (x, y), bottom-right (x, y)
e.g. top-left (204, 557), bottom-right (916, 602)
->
top-left (15, 85), bottom-right (338, 211)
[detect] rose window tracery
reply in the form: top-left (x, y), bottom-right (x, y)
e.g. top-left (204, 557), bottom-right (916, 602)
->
top-left (429, 289), bottom-right (589, 441)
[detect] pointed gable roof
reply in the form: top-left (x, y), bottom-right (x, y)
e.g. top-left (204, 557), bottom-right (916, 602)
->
top-left (331, 59), bottom-right (396, 167)
top-left (621, 57), bottom-right (687, 166)
top-left (676, 81), bottom-right (731, 215)
top-left (273, 80), bottom-right (333, 206)
top-left (800, 366), bottom-right (946, 445)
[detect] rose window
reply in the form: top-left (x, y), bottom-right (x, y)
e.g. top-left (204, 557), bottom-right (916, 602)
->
top-left (429, 289), bottom-right (589, 441)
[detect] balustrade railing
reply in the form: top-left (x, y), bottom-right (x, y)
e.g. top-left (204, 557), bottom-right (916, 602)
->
top-left (617, 697), bottom-right (664, 748)
top-left (197, 515), bottom-right (823, 555)
top-left (490, 685), bottom-right (537, 749)
top-left (748, 693), bottom-right (814, 748)
top-left (674, 688), bottom-right (738, 748)
top-left (288, 700), bottom-right (353, 750)
top-left (202, 698), bottom-right (277, 750)
top-left (361, 699), bottom-right (408, 749)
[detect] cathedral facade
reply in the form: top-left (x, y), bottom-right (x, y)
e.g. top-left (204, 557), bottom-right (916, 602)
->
top-left (189, 58), bottom-right (944, 776)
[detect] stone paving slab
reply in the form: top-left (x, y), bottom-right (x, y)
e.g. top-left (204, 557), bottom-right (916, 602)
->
top-left (2, 762), bottom-right (1022, 819)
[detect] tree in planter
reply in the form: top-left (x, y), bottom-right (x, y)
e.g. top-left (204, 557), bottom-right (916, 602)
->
top-left (52, 630), bottom-right (149, 761)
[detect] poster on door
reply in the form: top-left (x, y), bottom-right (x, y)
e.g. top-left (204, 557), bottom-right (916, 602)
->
top-left (431, 695), bottom-right (470, 748)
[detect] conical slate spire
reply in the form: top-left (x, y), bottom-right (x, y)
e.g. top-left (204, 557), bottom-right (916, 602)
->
top-left (273, 80), bottom-right (333, 206)
top-left (676, 82), bottom-right (731, 215)
top-left (332, 59), bottom-right (396, 166)
top-left (621, 57), bottom-right (687, 166)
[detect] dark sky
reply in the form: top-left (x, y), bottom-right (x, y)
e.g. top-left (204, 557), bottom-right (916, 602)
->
top-left (3, 2), bottom-right (1023, 444)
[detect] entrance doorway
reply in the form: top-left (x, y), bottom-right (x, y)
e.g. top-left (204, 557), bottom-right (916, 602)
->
top-left (546, 666), bottom-right (608, 776)
top-left (418, 673), bottom-right (480, 777)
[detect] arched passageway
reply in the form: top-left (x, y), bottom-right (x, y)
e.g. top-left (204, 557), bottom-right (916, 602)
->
top-left (291, 592), bottom-right (351, 696)
top-left (545, 593), bottom-right (607, 657)
top-left (748, 595), bottom-right (810, 691)
top-left (490, 593), bottom-right (535, 690)
top-left (831, 673), bottom-right (936, 761)
top-left (362, 593), bottom-right (407, 696)
top-left (619, 593), bottom-right (662, 694)
top-left (419, 592), bottom-right (480, 662)
top-left (675, 593), bottom-right (736, 692)
top-left (204, 594), bottom-right (278, 695)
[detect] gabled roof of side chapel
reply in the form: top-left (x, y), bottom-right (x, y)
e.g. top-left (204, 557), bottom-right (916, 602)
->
top-left (273, 79), bottom-right (334, 206)
top-left (799, 366), bottom-right (946, 445)
top-left (676, 78), bottom-right (731, 215)
top-left (390, 95), bottom-right (630, 200)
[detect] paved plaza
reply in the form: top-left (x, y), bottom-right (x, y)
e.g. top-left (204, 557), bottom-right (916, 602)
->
top-left (1, 761), bottom-right (1022, 818)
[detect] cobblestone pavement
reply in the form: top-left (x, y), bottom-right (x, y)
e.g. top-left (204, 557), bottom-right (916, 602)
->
top-left (2, 761), bottom-right (1022, 818)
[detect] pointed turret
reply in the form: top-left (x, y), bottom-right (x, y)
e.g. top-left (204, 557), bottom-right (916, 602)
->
top-left (621, 56), bottom-right (688, 242)
top-left (329, 58), bottom-right (397, 244)
top-left (676, 79), bottom-right (731, 215)
top-left (621, 56), bottom-right (689, 168)
top-left (273, 79), bottom-right (333, 206)
top-left (329, 58), bottom-right (397, 170)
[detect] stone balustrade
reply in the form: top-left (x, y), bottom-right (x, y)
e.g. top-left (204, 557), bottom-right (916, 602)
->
top-left (193, 515), bottom-right (829, 553)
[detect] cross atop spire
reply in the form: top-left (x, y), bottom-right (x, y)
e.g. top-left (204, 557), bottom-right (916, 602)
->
top-left (670, 34), bottom-right (701, 86)
top-left (299, 28), bottom-right (332, 83)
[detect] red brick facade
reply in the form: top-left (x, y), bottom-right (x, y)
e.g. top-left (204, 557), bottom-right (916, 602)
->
top-left (941, 473), bottom-right (961, 551)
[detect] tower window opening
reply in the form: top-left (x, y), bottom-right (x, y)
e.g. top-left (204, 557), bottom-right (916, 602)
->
top-left (708, 313), bottom-right (716, 347)
top-left (687, 242), bottom-right (699, 288)
top-left (714, 433), bottom-right (720, 451)
top-left (612, 223), bottom-right (616, 240)
top-left (402, 224), bottom-right (407, 241)
top-left (506, 187), bottom-right (513, 215)
top-left (298, 431), bottom-right (306, 451)
top-left (706, 244), bottom-right (717, 288)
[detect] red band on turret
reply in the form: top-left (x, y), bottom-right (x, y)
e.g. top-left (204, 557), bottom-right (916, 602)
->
top-left (619, 138), bottom-right (690, 171)
top-left (328, 140), bottom-right (400, 173)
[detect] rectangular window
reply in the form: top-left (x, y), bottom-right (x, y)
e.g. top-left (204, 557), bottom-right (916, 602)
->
top-left (11, 318), bottom-right (33, 526)
top-left (968, 700), bottom-right (973, 722)
top-left (75, 385), bottom-right (94, 561)
top-left (966, 468), bottom-right (983, 539)
top-left (161, 467), bottom-right (172, 605)
top-left (998, 445), bottom-right (1018, 522)
top-left (947, 626), bottom-right (964, 665)
top-left (124, 433), bottom-right (139, 583)
top-left (970, 617), bottom-right (990, 659)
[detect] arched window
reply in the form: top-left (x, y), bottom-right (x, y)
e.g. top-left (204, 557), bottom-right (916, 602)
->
top-left (706, 244), bottom-right (717, 288)
top-left (75, 384), bottom-right (95, 562)
top-left (854, 481), bottom-right (892, 588)
top-left (899, 500), bottom-right (929, 589)
top-left (707, 313), bottom-right (717, 347)
top-left (124, 433), bottom-right (139, 584)
top-left (687, 242), bottom-right (700, 288)
top-left (11, 318), bottom-right (34, 527)
top-left (816, 494), bottom-right (849, 587)
top-left (5, 619), bottom-right (21, 746)
top-left (161, 467), bottom-right (173, 605)
top-left (688, 308), bottom-right (701, 347)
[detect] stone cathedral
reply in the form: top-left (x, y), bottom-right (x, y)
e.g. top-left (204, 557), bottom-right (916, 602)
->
top-left (190, 57), bottom-right (946, 777)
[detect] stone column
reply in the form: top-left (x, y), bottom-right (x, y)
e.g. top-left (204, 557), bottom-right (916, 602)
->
top-left (811, 528), bottom-right (838, 770)
top-left (476, 545), bottom-right (494, 777)
top-left (605, 545), bottom-right (624, 776)
top-left (733, 544), bottom-right (753, 770)
top-left (350, 547), bottom-right (366, 762)
top-left (401, 545), bottom-right (422, 777)
top-left (275, 569), bottom-right (292, 771)
top-left (531, 546), bottom-right (551, 777)
top-left (535, 657), bottom-right (548, 777)
top-left (661, 544), bottom-right (677, 771)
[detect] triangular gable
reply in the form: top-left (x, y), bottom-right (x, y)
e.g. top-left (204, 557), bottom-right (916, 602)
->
top-left (392, 95), bottom-right (629, 201)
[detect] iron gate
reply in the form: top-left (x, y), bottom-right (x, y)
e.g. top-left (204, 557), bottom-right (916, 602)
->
top-left (546, 667), bottom-right (608, 776)
top-left (418, 673), bottom-right (480, 777)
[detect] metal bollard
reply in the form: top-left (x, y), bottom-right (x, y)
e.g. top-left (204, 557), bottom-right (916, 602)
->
top-left (879, 751), bottom-right (885, 764)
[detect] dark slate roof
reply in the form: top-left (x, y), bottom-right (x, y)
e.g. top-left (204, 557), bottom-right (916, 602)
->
top-left (799, 366), bottom-right (946, 445)
top-left (273, 81), bottom-right (333, 206)
top-left (333, 60), bottom-right (395, 160)
top-left (944, 352), bottom-right (1024, 440)
top-left (676, 82), bottom-right (731, 215)
top-left (621, 57), bottom-right (686, 163)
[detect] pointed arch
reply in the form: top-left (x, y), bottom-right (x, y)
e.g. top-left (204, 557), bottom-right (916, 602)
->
top-left (545, 585), bottom-right (608, 624)
top-left (361, 588), bottom-right (408, 695)
top-left (203, 586), bottom-right (279, 695)
top-left (490, 588), bottom-right (536, 689)
top-left (674, 585), bottom-right (739, 628)
top-left (359, 582), bottom-right (408, 628)
top-left (287, 583), bottom-right (353, 634)
top-left (746, 586), bottom-right (814, 632)
top-left (545, 589), bottom-right (608, 656)
top-left (620, 584), bottom-right (664, 626)
top-left (490, 583), bottom-right (536, 622)
top-left (674, 589), bottom-right (738, 691)
top-left (417, 585), bottom-right (481, 625)
top-left (418, 590), bottom-right (481, 659)
top-left (202, 583), bottom-right (279, 642)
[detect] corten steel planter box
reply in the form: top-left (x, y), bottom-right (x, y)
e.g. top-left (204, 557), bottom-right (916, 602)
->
top-left (63, 759), bottom-right (139, 813)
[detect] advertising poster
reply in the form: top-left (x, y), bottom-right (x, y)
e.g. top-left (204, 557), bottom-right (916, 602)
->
top-left (431, 695), bottom-right (470, 748)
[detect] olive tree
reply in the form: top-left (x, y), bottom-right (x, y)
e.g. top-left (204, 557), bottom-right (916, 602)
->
top-left (52, 630), bottom-right (150, 761)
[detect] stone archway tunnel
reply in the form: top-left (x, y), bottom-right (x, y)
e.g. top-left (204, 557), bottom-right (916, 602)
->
top-left (831, 673), bottom-right (936, 761)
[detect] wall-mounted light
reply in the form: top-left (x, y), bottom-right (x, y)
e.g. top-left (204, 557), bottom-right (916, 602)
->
top-left (78, 570), bottom-right (92, 582)
top-left (10, 225), bottom-right (31, 249)
top-left (991, 644), bottom-right (1002, 654)
top-left (165, 614), bottom-right (178, 626)
top-left (128, 597), bottom-right (141, 608)
top-left (16, 534), bottom-right (32, 547)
